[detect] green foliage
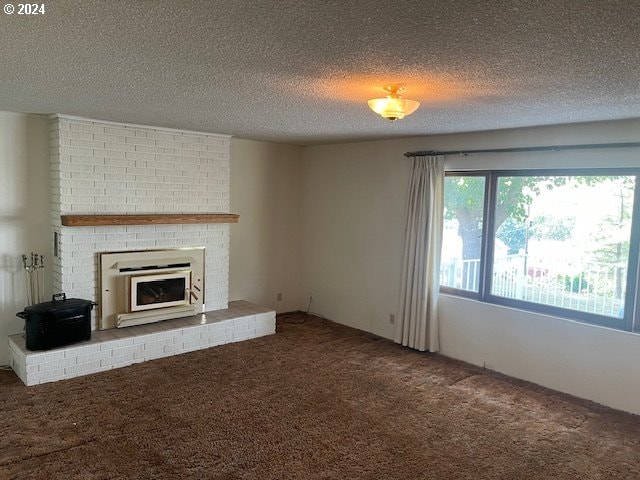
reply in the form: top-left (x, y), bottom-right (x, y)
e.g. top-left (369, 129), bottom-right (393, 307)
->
top-left (560, 274), bottom-right (590, 293)
top-left (443, 176), bottom-right (485, 226)
top-left (444, 176), bottom-right (568, 236)
top-left (444, 174), bottom-right (636, 268)
top-left (445, 175), bottom-right (630, 232)
top-left (496, 215), bottom-right (575, 255)
top-left (530, 215), bottom-right (574, 242)
top-left (495, 217), bottom-right (526, 254)
top-left (590, 178), bottom-right (634, 265)
top-left (594, 241), bottom-right (630, 265)
top-left (496, 176), bottom-right (568, 225)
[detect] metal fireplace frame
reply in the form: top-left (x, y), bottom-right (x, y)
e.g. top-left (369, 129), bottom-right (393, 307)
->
top-left (98, 247), bottom-right (205, 330)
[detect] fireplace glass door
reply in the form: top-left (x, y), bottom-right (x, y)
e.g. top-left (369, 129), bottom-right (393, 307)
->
top-left (130, 271), bottom-right (191, 312)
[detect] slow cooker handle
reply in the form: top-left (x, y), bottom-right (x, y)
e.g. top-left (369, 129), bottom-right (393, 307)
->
top-left (52, 293), bottom-right (66, 303)
top-left (16, 311), bottom-right (28, 319)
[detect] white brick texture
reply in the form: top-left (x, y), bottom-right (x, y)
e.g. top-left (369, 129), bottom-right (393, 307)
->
top-left (49, 116), bottom-right (231, 326)
top-left (8, 302), bottom-right (276, 385)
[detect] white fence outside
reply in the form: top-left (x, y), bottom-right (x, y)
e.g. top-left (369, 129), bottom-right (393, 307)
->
top-left (440, 254), bottom-right (627, 317)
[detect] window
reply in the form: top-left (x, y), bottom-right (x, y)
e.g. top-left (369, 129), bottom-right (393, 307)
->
top-left (441, 175), bottom-right (486, 293)
top-left (440, 170), bottom-right (640, 332)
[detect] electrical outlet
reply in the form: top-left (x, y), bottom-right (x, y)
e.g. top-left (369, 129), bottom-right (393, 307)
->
top-left (389, 314), bottom-right (395, 324)
top-left (277, 293), bottom-right (283, 301)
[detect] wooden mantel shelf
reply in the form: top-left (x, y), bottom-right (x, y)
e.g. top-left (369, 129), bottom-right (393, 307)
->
top-left (60, 213), bottom-right (239, 227)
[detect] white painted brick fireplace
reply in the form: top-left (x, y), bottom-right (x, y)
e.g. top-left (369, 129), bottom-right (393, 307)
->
top-left (8, 115), bottom-right (276, 385)
top-left (50, 115), bottom-right (231, 325)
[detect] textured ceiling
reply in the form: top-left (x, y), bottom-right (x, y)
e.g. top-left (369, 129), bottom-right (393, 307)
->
top-left (1, 0), bottom-right (640, 145)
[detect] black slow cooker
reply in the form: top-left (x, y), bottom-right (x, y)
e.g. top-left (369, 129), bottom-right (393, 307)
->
top-left (16, 293), bottom-right (96, 351)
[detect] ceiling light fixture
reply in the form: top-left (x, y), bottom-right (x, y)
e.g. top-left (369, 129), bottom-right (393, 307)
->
top-left (368, 84), bottom-right (420, 121)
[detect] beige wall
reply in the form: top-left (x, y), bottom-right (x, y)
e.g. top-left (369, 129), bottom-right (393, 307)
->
top-left (0, 112), bottom-right (51, 364)
top-left (4, 111), bottom-right (640, 415)
top-left (300, 140), bottom-right (411, 338)
top-left (300, 119), bottom-right (640, 414)
top-left (229, 138), bottom-right (303, 312)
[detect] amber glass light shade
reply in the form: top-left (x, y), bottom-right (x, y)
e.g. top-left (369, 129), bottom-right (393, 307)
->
top-left (368, 85), bottom-right (420, 121)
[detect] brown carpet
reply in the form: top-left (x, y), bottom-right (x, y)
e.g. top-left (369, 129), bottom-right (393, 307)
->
top-left (1, 314), bottom-right (639, 480)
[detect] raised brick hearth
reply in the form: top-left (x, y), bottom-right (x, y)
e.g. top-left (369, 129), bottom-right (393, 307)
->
top-left (9, 301), bottom-right (275, 385)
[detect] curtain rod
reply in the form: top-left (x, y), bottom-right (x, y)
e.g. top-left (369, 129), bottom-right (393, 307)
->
top-left (404, 142), bottom-right (640, 157)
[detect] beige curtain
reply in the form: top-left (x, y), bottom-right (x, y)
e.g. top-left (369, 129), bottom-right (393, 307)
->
top-left (395, 155), bottom-right (444, 352)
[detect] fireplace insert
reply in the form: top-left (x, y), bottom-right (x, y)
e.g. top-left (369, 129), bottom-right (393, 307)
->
top-left (130, 271), bottom-right (191, 311)
top-left (99, 248), bottom-right (205, 330)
